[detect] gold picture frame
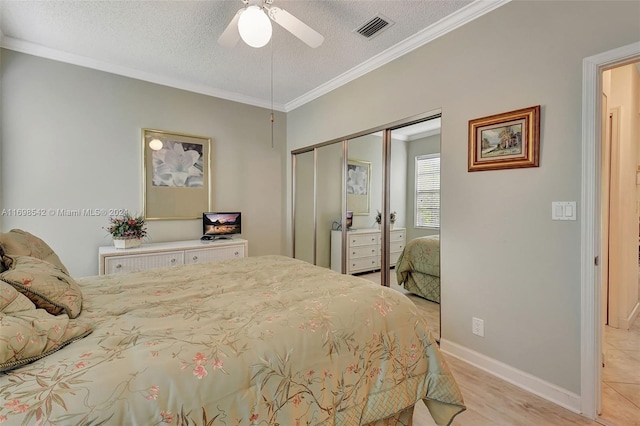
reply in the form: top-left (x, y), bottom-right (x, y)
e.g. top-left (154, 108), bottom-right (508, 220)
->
top-left (346, 159), bottom-right (371, 215)
top-left (468, 105), bottom-right (540, 172)
top-left (143, 128), bottom-right (211, 220)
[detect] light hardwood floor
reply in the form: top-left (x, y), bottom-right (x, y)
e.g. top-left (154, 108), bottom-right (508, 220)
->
top-left (358, 269), bottom-right (640, 426)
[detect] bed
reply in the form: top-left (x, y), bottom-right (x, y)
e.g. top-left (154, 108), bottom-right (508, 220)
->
top-left (395, 235), bottom-right (440, 303)
top-left (0, 229), bottom-right (464, 425)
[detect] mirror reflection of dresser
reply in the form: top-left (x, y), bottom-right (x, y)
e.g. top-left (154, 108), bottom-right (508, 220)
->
top-left (330, 228), bottom-right (405, 274)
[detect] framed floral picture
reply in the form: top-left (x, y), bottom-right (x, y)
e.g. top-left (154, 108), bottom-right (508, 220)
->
top-left (142, 128), bottom-right (211, 220)
top-left (468, 105), bottom-right (540, 172)
top-left (346, 159), bottom-right (371, 215)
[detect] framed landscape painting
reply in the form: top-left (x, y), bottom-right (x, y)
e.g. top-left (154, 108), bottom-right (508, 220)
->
top-left (468, 105), bottom-right (540, 172)
top-left (143, 128), bottom-right (211, 220)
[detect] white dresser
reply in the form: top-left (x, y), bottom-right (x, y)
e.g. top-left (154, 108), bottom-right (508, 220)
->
top-left (330, 228), bottom-right (405, 274)
top-left (98, 239), bottom-right (248, 275)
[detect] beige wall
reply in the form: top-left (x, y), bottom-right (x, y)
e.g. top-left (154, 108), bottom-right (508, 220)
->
top-left (607, 64), bottom-right (640, 329)
top-left (286, 0), bottom-right (640, 395)
top-left (1, 50), bottom-right (287, 277)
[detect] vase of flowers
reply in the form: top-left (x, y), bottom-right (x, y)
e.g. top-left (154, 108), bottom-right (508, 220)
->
top-left (375, 210), bottom-right (396, 229)
top-left (105, 213), bottom-right (147, 249)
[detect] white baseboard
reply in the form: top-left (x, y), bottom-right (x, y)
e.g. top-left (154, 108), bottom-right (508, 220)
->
top-left (619, 301), bottom-right (640, 330)
top-left (440, 339), bottom-right (582, 414)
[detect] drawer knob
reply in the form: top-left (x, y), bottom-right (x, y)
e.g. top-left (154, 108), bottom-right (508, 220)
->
top-left (171, 258), bottom-right (176, 264)
top-left (116, 264), bottom-right (122, 269)
top-left (371, 249), bottom-right (375, 253)
top-left (193, 256), bottom-right (198, 261)
top-left (235, 251), bottom-right (239, 256)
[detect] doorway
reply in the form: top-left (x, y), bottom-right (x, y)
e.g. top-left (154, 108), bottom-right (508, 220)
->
top-left (580, 42), bottom-right (640, 419)
top-left (598, 63), bottom-right (640, 424)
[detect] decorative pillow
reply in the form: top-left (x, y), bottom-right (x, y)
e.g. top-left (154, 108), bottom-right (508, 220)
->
top-left (0, 229), bottom-right (69, 274)
top-left (0, 282), bottom-right (93, 372)
top-left (0, 255), bottom-right (83, 318)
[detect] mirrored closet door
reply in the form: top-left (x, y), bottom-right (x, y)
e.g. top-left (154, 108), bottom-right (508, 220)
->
top-left (388, 118), bottom-right (441, 335)
top-left (293, 150), bottom-right (315, 264)
top-left (291, 111), bottom-right (441, 338)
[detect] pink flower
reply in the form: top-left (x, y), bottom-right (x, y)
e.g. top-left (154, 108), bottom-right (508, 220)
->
top-left (212, 359), bottom-right (224, 369)
top-left (80, 352), bottom-right (92, 358)
top-left (293, 394), bottom-right (301, 407)
top-left (249, 413), bottom-right (259, 421)
top-left (5, 399), bottom-right (20, 410)
top-left (72, 361), bottom-right (86, 371)
top-left (160, 411), bottom-right (173, 423)
top-left (151, 351), bottom-right (159, 358)
top-left (0, 414), bottom-right (8, 423)
top-left (193, 365), bottom-right (208, 379)
top-left (16, 332), bottom-right (23, 343)
top-left (192, 352), bottom-right (207, 365)
top-left (307, 370), bottom-right (315, 378)
top-left (14, 404), bottom-right (29, 413)
top-left (22, 278), bottom-right (32, 287)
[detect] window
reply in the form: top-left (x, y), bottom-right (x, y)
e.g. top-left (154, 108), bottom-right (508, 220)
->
top-left (415, 154), bottom-right (440, 228)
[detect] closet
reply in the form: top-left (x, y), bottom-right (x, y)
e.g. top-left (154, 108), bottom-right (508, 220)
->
top-left (291, 111), bottom-right (441, 335)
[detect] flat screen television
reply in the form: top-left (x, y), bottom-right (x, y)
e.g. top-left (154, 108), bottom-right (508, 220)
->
top-left (202, 212), bottom-right (241, 240)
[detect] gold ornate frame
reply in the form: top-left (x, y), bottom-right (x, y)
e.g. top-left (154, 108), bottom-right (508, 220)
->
top-left (468, 105), bottom-right (540, 172)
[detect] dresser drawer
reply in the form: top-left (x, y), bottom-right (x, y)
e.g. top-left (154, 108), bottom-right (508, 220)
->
top-left (349, 245), bottom-right (379, 259)
top-left (390, 251), bottom-right (402, 266)
top-left (104, 251), bottom-right (184, 274)
top-left (390, 241), bottom-right (404, 253)
top-left (349, 256), bottom-right (380, 272)
top-left (390, 229), bottom-right (405, 243)
top-left (184, 245), bottom-right (245, 264)
top-left (349, 233), bottom-right (378, 247)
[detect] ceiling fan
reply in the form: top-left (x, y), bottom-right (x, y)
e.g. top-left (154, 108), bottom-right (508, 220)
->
top-left (218, 0), bottom-right (324, 49)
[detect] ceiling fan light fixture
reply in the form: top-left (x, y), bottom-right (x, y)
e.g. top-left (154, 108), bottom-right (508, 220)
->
top-left (238, 5), bottom-right (272, 48)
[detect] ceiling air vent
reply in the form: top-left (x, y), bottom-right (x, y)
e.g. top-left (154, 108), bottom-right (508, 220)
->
top-left (354, 14), bottom-right (394, 39)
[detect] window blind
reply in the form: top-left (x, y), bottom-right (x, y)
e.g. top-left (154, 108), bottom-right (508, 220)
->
top-left (415, 154), bottom-right (440, 228)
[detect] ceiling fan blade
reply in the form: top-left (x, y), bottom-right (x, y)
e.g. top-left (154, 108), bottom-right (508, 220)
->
top-left (267, 6), bottom-right (324, 48)
top-left (218, 9), bottom-right (243, 48)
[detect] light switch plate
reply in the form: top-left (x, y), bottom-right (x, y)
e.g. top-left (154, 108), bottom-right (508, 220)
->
top-left (552, 202), bottom-right (577, 220)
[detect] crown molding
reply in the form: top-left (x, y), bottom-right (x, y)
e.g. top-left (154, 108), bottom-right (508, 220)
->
top-left (0, 37), bottom-right (287, 112)
top-left (284, 0), bottom-right (510, 112)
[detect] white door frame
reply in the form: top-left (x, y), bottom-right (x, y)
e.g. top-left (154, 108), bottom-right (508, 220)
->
top-left (580, 40), bottom-right (640, 418)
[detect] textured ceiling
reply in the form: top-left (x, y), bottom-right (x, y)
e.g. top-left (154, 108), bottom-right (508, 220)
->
top-left (0, 0), bottom-right (505, 111)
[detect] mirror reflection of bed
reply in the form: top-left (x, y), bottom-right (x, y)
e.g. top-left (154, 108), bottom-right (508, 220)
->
top-left (356, 117), bottom-right (441, 339)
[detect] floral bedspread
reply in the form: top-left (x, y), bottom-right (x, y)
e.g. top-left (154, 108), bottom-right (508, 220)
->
top-left (0, 255), bottom-right (464, 425)
top-left (396, 235), bottom-right (440, 279)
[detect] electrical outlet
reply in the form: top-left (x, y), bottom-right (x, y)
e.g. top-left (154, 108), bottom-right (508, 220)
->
top-left (472, 317), bottom-right (484, 337)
